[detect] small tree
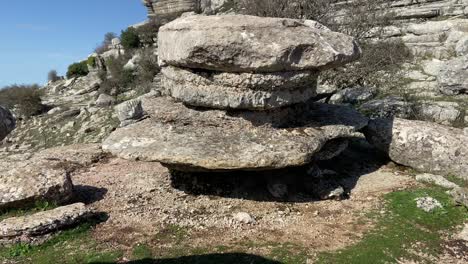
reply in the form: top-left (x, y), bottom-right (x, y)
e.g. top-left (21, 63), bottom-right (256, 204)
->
top-left (47, 70), bottom-right (59, 82)
top-left (121, 27), bottom-right (141, 50)
top-left (95, 32), bottom-right (118, 54)
top-left (0, 84), bottom-right (45, 117)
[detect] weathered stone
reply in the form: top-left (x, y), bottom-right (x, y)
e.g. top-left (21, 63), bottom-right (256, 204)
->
top-left (313, 139), bottom-right (349, 161)
top-left (415, 173), bottom-right (460, 189)
top-left (359, 97), bottom-right (415, 119)
top-left (0, 203), bottom-right (93, 243)
top-left (364, 118), bottom-right (468, 180)
top-left (158, 15), bottom-right (360, 73)
top-left (413, 101), bottom-right (463, 126)
top-left (450, 187), bottom-right (468, 208)
top-left (329, 87), bottom-right (376, 105)
top-left (36, 144), bottom-right (105, 167)
top-left (115, 99), bottom-right (144, 127)
top-left (96, 94), bottom-right (116, 107)
top-left (456, 36), bottom-right (468, 56)
top-left (162, 66), bottom-right (318, 110)
top-left (0, 159), bottom-right (73, 209)
top-left (103, 96), bottom-right (368, 172)
top-left (438, 55), bottom-right (468, 95)
top-left (415, 197), bottom-right (443, 212)
top-left (0, 106), bottom-right (15, 141)
top-left (233, 212), bottom-right (255, 224)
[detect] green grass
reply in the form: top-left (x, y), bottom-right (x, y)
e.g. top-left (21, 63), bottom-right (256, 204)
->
top-left (0, 221), bottom-right (122, 264)
top-left (317, 188), bottom-right (468, 264)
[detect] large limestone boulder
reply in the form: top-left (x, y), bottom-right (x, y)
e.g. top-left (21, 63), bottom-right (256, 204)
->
top-left (0, 106), bottom-right (15, 141)
top-left (0, 203), bottom-right (93, 243)
top-left (158, 15), bottom-right (361, 73)
top-left (162, 66), bottom-right (319, 110)
top-left (364, 118), bottom-right (468, 180)
top-left (103, 96), bottom-right (368, 171)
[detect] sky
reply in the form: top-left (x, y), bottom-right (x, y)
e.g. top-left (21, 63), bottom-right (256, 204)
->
top-left (0, 0), bottom-right (147, 87)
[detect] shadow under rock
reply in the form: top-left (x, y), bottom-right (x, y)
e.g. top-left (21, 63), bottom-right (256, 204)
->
top-left (169, 137), bottom-right (390, 203)
top-left (92, 253), bottom-right (281, 264)
top-left (72, 185), bottom-right (108, 205)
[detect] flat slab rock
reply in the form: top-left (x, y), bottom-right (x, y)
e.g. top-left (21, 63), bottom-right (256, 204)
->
top-left (103, 96), bottom-right (368, 171)
top-left (158, 15), bottom-right (360, 72)
top-left (365, 118), bottom-right (468, 180)
top-left (0, 159), bottom-right (73, 210)
top-left (161, 66), bottom-right (318, 110)
top-left (0, 203), bottom-right (92, 243)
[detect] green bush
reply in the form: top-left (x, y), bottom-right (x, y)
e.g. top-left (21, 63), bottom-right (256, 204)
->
top-left (135, 19), bottom-right (159, 45)
top-left (66, 61), bottom-right (89, 78)
top-left (0, 84), bottom-right (45, 117)
top-left (87, 56), bottom-right (96, 67)
top-left (120, 27), bottom-right (141, 50)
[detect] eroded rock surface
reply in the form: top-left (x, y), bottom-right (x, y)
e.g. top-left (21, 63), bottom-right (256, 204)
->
top-left (0, 203), bottom-right (93, 244)
top-left (364, 118), bottom-right (468, 180)
top-left (103, 96), bottom-right (367, 171)
top-left (158, 15), bottom-right (360, 72)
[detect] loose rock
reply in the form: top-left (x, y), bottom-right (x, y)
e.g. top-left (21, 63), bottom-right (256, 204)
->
top-left (415, 197), bottom-right (443, 212)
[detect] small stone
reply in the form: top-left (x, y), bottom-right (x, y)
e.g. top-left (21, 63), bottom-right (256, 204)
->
top-left (456, 224), bottom-right (468, 241)
top-left (233, 212), bottom-right (255, 224)
top-left (450, 187), bottom-right (468, 208)
top-left (415, 197), bottom-right (443, 212)
top-left (323, 186), bottom-right (345, 200)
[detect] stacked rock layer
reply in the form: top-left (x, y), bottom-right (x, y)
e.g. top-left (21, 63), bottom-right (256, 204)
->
top-left (103, 15), bottom-right (364, 172)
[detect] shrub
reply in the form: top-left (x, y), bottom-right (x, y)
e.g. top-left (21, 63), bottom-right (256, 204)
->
top-left (134, 19), bottom-right (160, 45)
top-left (47, 70), bottom-right (59, 82)
top-left (99, 54), bottom-right (135, 95)
top-left (121, 27), bottom-right (141, 50)
top-left (66, 61), bottom-right (89, 79)
top-left (0, 84), bottom-right (45, 117)
top-left (87, 56), bottom-right (96, 67)
top-left (95, 32), bottom-right (118, 54)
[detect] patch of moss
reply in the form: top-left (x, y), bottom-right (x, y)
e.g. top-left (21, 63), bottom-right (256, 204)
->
top-left (317, 188), bottom-right (468, 264)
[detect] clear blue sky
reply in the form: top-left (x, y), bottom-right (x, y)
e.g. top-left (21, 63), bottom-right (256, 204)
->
top-left (0, 0), bottom-right (147, 87)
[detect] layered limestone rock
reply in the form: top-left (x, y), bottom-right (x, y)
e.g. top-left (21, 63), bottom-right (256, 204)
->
top-left (104, 15), bottom-right (363, 172)
top-left (364, 118), bottom-right (468, 180)
top-left (103, 97), bottom-right (367, 171)
top-left (158, 15), bottom-right (360, 72)
top-left (0, 106), bottom-right (15, 141)
top-left (0, 203), bottom-right (93, 244)
top-left (161, 66), bottom-right (319, 110)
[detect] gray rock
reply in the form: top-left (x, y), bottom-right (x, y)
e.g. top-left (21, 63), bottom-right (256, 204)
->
top-left (456, 224), bottom-right (468, 241)
top-left (438, 56), bottom-right (468, 95)
top-left (415, 197), bottom-right (443, 212)
top-left (323, 186), bottom-right (345, 200)
top-left (413, 101), bottom-right (463, 126)
top-left (450, 187), bottom-right (468, 208)
top-left (313, 139), bottom-right (349, 161)
top-left (0, 159), bottom-right (73, 210)
top-left (329, 87), bottom-right (376, 105)
top-left (96, 94), bottom-right (116, 107)
top-left (162, 66), bottom-right (318, 110)
top-left (364, 118), bottom-right (468, 180)
top-left (0, 203), bottom-right (93, 243)
top-left (456, 36), bottom-right (468, 56)
top-left (158, 15), bottom-right (360, 73)
top-left (233, 212), bottom-right (255, 224)
top-left (415, 173), bottom-right (459, 189)
top-left (103, 96), bottom-right (368, 172)
top-left (115, 99), bottom-right (144, 127)
top-left (0, 106), bottom-right (15, 141)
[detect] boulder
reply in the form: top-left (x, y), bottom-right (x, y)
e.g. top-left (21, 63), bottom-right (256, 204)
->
top-left (364, 118), bottom-right (468, 180)
top-left (437, 55), bottom-right (468, 95)
top-left (96, 94), bottom-right (116, 107)
top-left (359, 97), bottom-right (415, 119)
top-left (415, 173), bottom-right (460, 189)
top-left (115, 99), bottom-right (144, 127)
top-left (329, 87), bottom-right (376, 105)
top-left (0, 203), bottom-right (93, 243)
top-left (162, 66), bottom-right (319, 110)
top-left (0, 106), bottom-right (15, 141)
top-left (0, 159), bottom-right (73, 210)
top-left (158, 15), bottom-right (360, 73)
top-left (103, 96), bottom-right (368, 171)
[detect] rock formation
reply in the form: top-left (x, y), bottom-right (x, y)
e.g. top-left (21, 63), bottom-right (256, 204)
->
top-left (103, 15), bottom-right (364, 172)
top-left (364, 118), bottom-right (468, 180)
top-left (0, 106), bottom-right (15, 141)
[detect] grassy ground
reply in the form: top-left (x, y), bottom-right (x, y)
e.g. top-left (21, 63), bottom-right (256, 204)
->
top-left (0, 187), bottom-right (466, 264)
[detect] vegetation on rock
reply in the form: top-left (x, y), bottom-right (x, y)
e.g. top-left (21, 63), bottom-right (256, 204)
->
top-left (0, 84), bottom-right (45, 117)
top-left (66, 61), bottom-right (89, 79)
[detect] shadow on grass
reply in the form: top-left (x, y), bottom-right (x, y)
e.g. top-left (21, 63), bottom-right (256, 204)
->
top-left (92, 253), bottom-right (281, 264)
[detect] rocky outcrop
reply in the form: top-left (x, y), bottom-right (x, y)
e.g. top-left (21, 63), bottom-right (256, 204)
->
top-left (158, 15), bottom-right (360, 73)
top-left (364, 118), bottom-right (468, 180)
top-left (104, 15), bottom-right (363, 172)
top-left (115, 99), bottom-right (145, 127)
top-left (0, 203), bottom-right (93, 244)
top-left (0, 106), bottom-right (15, 141)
